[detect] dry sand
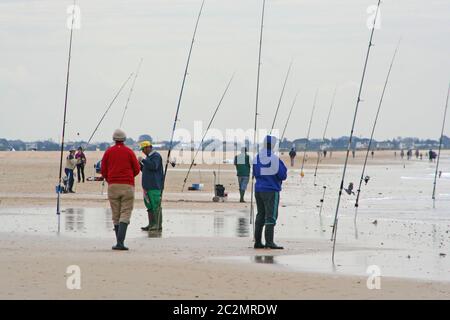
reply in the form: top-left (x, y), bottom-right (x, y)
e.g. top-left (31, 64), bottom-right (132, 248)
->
top-left (1, 150), bottom-right (450, 299)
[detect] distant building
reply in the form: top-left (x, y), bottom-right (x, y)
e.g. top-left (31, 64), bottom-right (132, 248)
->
top-left (25, 143), bottom-right (37, 151)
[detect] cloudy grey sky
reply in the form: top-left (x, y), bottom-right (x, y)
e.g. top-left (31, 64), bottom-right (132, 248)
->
top-left (0, 0), bottom-right (449, 143)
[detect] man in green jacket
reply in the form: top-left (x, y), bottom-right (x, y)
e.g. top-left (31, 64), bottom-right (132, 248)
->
top-left (234, 147), bottom-right (251, 203)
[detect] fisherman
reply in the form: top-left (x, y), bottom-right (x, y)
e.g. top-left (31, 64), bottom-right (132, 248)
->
top-left (75, 146), bottom-right (87, 183)
top-left (138, 141), bottom-right (164, 232)
top-left (253, 135), bottom-right (287, 250)
top-left (288, 147), bottom-right (296, 167)
top-left (233, 147), bottom-right (251, 203)
top-left (64, 148), bottom-right (77, 193)
top-left (101, 129), bottom-right (140, 250)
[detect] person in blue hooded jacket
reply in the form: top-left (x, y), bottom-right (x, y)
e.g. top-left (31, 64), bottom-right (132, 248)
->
top-left (253, 135), bottom-right (287, 249)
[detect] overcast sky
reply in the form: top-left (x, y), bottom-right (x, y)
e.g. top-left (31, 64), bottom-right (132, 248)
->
top-left (0, 0), bottom-right (449, 143)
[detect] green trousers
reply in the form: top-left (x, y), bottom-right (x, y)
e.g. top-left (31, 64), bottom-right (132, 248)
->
top-left (143, 189), bottom-right (162, 230)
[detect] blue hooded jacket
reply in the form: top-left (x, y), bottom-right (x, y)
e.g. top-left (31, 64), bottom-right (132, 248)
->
top-left (253, 136), bottom-right (287, 192)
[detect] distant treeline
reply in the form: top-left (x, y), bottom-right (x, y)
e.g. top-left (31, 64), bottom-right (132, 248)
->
top-left (1, 135), bottom-right (448, 152)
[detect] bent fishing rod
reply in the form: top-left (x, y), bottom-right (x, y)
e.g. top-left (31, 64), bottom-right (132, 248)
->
top-left (181, 73), bottom-right (235, 192)
top-left (161, 0), bottom-right (205, 201)
top-left (313, 86), bottom-right (337, 186)
top-left (300, 89), bottom-right (318, 177)
top-left (432, 82), bottom-right (450, 208)
top-left (331, 0), bottom-right (382, 263)
top-left (56, 0), bottom-right (76, 234)
top-left (250, 0), bottom-right (266, 227)
top-left (84, 73), bottom-right (134, 147)
top-left (280, 89), bottom-right (301, 144)
top-left (119, 58), bottom-right (144, 128)
top-left (354, 39), bottom-right (401, 218)
top-left (270, 60), bottom-right (293, 134)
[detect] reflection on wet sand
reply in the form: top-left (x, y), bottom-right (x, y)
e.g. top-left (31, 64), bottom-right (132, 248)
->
top-left (253, 255), bottom-right (275, 264)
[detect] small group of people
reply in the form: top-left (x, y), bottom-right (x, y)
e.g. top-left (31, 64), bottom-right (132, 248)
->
top-left (100, 129), bottom-right (164, 251)
top-left (397, 149), bottom-right (435, 162)
top-left (81, 129), bottom-right (288, 251)
top-left (64, 147), bottom-right (87, 193)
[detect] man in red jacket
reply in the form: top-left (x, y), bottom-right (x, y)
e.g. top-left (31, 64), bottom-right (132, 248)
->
top-left (101, 129), bottom-right (140, 250)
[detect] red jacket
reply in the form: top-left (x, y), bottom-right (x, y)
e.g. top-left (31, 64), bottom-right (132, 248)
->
top-left (101, 142), bottom-right (140, 186)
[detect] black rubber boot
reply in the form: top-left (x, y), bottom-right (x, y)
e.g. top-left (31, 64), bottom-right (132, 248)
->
top-left (265, 224), bottom-right (283, 249)
top-left (141, 210), bottom-right (152, 231)
top-left (254, 223), bottom-right (265, 249)
top-left (149, 207), bottom-right (162, 232)
top-left (112, 222), bottom-right (129, 251)
top-left (114, 224), bottom-right (119, 242)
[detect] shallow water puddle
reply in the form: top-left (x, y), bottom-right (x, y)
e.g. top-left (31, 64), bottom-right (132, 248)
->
top-left (0, 207), bottom-right (250, 238)
top-left (214, 249), bottom-right (450, 282)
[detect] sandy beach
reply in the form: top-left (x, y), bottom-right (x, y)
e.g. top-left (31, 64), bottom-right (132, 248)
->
top-left (1, 150), bottom-right (450, 299)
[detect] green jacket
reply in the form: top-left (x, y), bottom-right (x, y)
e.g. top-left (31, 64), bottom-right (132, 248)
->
top-left (234, 153), bottom-right (251, 177)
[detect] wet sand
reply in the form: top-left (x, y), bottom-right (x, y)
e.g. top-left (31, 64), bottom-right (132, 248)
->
top-left (1, 150), bottom-right (450, 299)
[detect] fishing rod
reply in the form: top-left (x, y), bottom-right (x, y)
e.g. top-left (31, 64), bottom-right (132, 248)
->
top-left (354, 39), bottom-right (401, 218)
top-left (313, 87), bottom-right (337, 186)
top-left (250, 0), bottom-right (266, 227)
top-left (280, 89), bottom-right (301, 145)
top-left (432, 82), bottom-right (450, 208)
top-left (318, 185), bottom-right (327, 216)
top-left (270, 60), bottom-right (293, 134)
top-left (56, 0), bottom-right (76, 234)
top-left (161, 0), bottom-right (205, 203)
top-left (85, 73), bottom-right (134, 147)
top-left (181, 73), bottom-right (235, 192)
top-left (331, 0), bottom-right (382, 263)
top-left (119, 58), bottom-right (144, 128)
top-left (300, 89), bottom-right (318, 178)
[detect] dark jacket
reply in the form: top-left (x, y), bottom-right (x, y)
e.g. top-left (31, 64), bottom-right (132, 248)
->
top-left (141, 151), bottom-right (164, 191)
top-left (289, 149), bottom-right (296, 158)
top-left (253, 148), bottom-right (287, 192)
top-left (234, 153), bottom-right (251, 177)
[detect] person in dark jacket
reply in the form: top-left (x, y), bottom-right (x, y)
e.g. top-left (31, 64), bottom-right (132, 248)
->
top-left (75, 146), bottom-right (87, 183)
top-left (101, 129), bottom-right (140, 250)
top-left (138, 141), bottom-right (164, 232)
top-left (253, 135), bottom-right (287, 250)
top-left (234, 147), bottom-right (251, 202)
top-left (288, 147), bottom-right (296, 167)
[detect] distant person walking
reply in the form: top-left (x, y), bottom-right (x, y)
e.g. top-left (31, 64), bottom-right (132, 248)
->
top-left (234, 147), bottom-right (251, 203)
top-left (288, 147), bottom-right (296, 167)
top-left (138, 141), bottom-right (164, 232)
top-left (101, 129), bottom-right (140, 250)
top-left (75, 147), bottom-right (86, 183)
top-left (400, 149), bottom-right (405, 159)
top-left (352, 149), bottom-right (356, 158)
top-left (371, 150), bottom-right (375, 159)
top-left (64, 148), bottom-right (77, 193)
top-left (253, 135), bottom-right (287, 250)
top-left (415, 149), bottom-right (420, 159)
